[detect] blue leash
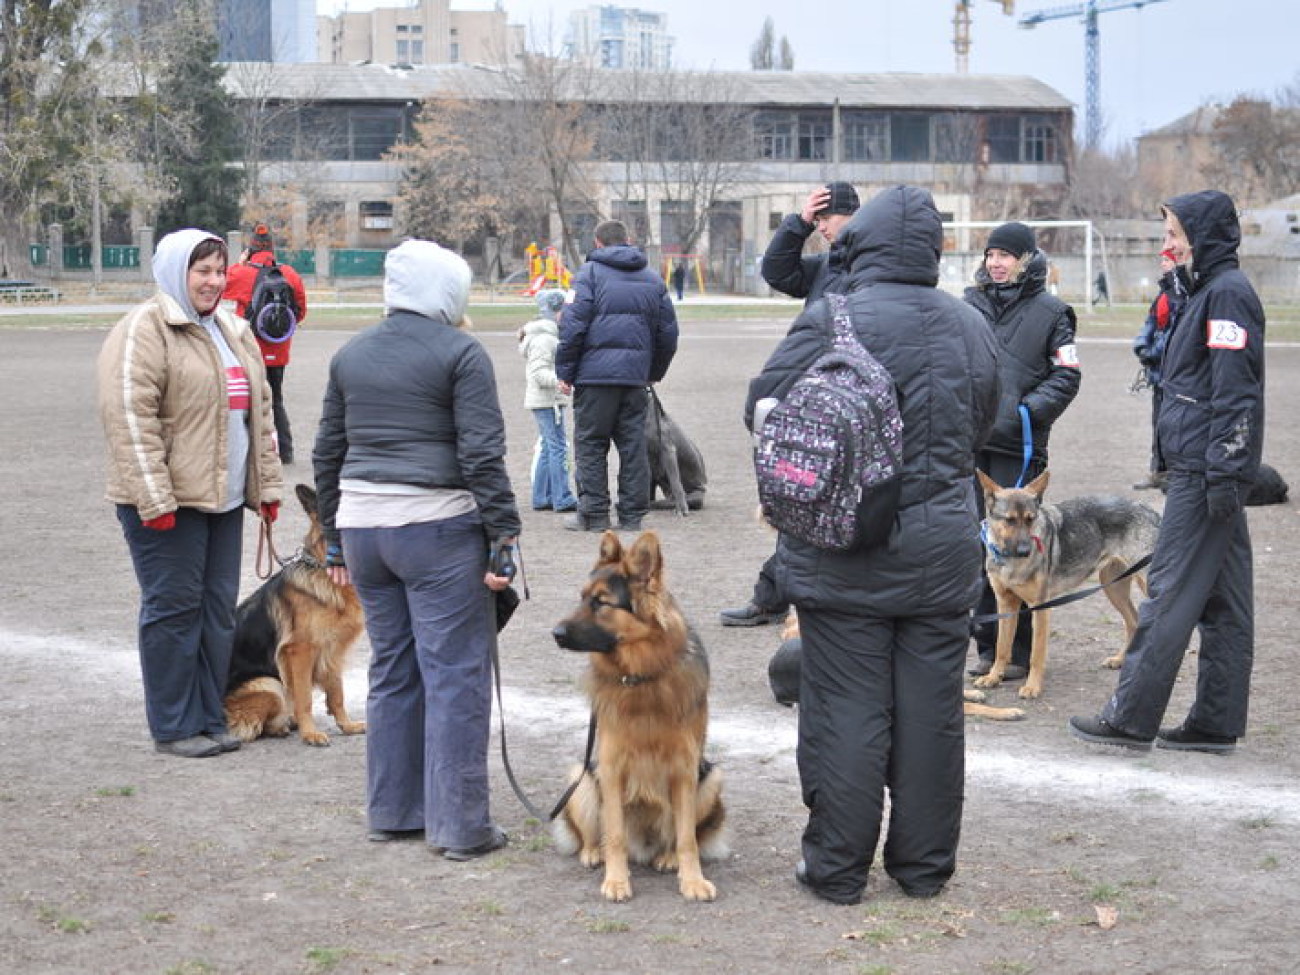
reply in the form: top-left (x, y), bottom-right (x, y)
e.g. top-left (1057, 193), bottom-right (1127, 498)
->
top-left (1014, 404), bottom-right (1032, 488)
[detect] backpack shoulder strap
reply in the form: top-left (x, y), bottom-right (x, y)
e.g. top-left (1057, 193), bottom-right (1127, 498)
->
top-left (825, 292), bottom-right (859, 352)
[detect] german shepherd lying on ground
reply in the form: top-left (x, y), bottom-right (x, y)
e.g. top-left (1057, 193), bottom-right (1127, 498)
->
top-left (768, 610), bottom-right (1026, 720)
top-left (224, 484), bottom-right (367, 746)
top-left (551, 530), bottom-right (728, 902)
top-left (974, 470), bottom-right (1160, 701)
top-left (646, 387), bottom-right (707, 515)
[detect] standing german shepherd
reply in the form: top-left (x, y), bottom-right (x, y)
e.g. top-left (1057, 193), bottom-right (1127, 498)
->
top-left (552, 530), bottom-right (728, 902)
top-left (974, 470), bottom-right (1160, 701)
top-left (224, 484), bottom-right (367, 746)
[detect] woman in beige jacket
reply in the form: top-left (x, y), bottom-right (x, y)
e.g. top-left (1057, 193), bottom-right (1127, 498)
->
top-left (99, 229), bottom-right (282, 758)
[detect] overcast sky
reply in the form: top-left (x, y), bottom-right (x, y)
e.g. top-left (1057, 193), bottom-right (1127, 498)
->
top-left (318, 0), bottom-right (1296, 149)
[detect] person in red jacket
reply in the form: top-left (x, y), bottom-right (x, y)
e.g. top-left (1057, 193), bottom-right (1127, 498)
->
top-left (223, 224), bottom-right (308, 464)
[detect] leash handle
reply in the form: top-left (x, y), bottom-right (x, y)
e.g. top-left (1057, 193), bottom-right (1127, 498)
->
top-left (254, 514), bottom-right (286, 580)
top-left (1014, 404), bottom-right (1033, 488)
top-left (971, 553), bottom-right (1153, 624)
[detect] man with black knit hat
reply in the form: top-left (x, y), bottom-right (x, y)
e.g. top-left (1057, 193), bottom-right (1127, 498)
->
top-left (223, 224), bottom-right (308, 464)
top-left (964, 220), bottom-right (1081, 683)
top-left (721, 181), bottom-right (863, 629)
top-left (760, 181), bottom-right (861, 303)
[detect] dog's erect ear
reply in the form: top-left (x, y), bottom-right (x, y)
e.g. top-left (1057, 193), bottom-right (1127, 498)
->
top-left (295, 483), bottom-right (318, 517)
top-left (1025, 469), bottom-right (1051, 499)
top-left (594, 530), bottom-right (623, 570)
top-left (976, 469), bottom-right (1002, 499)
top-left (624, 531), bottom-right (664, 588)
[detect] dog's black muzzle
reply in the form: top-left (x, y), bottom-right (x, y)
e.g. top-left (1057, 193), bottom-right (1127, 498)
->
top-left (1005, 540), bottom-right (1036, 559)
top-left (552, 621), bottom-right (619, 655)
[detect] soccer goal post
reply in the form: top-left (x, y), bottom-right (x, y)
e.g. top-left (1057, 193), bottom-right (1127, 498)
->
top-left (942, 220), bottom-right (1100, 312)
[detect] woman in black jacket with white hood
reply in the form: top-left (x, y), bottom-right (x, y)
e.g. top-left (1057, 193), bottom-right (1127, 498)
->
top-left (746, 185), bottom-right (999, 906)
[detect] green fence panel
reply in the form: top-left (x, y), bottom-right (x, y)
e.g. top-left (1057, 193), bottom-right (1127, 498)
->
top-left (63, 245), bottom-right (92, 269)
top-left (30, 245), bottom-right (47, 266)
top-left (331, 249), bottom-right (387, 277)
top-left (102, 246), bottom-right (140, 269)
top-left (282, 249), bottom-right (316, 275)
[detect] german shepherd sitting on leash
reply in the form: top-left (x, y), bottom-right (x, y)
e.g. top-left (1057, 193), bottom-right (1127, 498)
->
top-left (224, 484), bottom-right (367, 746)
top-left (552, 530), bottom-right (728, 902)
top-left (974, 470), bottom-right (1160, 701)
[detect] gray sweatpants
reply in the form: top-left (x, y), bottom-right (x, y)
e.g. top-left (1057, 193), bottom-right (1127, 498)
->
top-left (1102, 472), bottom-right (1254, 739)
top-left (344, 513), bottom-right (498, 850)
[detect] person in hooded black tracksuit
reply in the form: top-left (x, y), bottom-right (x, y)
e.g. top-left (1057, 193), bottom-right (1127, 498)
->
top-left (963, 222), bottom-right (1081, 677)
top-left (1070, 190), bottom-right (1265, 754)
top-left (746, 185), bottom-right (999, 905)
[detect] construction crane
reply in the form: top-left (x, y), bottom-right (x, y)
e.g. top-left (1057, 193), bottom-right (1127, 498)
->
top-left (953, 1), bottom-right (1018, 74)
top-left (1019, 0), bottom-right (1170, 150)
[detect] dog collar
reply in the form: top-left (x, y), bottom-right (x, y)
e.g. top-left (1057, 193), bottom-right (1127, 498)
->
top-left (619, 673), bottom-right (656, 687)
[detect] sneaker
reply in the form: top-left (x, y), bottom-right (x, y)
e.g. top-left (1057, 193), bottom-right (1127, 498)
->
top-left (563, 513), bottom-right (611, 533)
top-left (719, 603), bottom-right (785, 627)
top-left (1156, 723), bottom-right (1237, 754)
top-left (443, 825), bottom-right (508, 861)
top-left (155, 735), bottom-right (222, 758)
top-left (968, 657), bottom-right (993, 677)
top-left (1067, 715), bottom-right (1153, 752)
top-left (368, 828), bottom-right (425, 843)
top-left (205, 731), bottom-right (242, 753)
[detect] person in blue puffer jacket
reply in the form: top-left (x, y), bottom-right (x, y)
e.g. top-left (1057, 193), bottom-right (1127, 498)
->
top-left (555, 220), bottom-right (679, 533)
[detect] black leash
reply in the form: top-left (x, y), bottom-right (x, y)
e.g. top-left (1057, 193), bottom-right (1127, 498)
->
top-left (971, 553), bottom-right (1153, 625)
top-left (487, 539), bottom-right (595, 821)
top-left (490, 641), bottom-right (596, 821)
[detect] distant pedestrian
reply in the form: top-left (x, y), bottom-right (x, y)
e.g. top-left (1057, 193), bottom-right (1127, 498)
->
top-left (556, 220), bottom-right (679, 533)
top-left (223, 224), bottom-right (308, 464)
top-left (1070, 190), bottom-right (1265, 755)
top-left (671, 260), bottom-right (687, 301)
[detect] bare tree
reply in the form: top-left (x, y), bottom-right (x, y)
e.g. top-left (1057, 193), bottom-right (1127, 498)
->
top-left (749, 18), bottom-right (793, 71)
top-left (1202, 94), bottom-right (1300, 207)
top-left (387, 95), bottom-right (546, 254)
top-left (749, 18), bottom-right (775, 70)
top-left (778, 37), bottom-right (795, 71)
top-left (598, 69), bottom-right (755, 259)
top-left (452, 57), bottom-right (602, 267)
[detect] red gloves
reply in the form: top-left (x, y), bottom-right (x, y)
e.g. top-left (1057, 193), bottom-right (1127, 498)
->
top-left (261, 502), bottom-right (279, 523)
top-left (142, 512), bottom-right (175, 531)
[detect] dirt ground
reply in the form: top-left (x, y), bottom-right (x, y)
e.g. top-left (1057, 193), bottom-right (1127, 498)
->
top-left (3, 306), bottom-right (1299, 975)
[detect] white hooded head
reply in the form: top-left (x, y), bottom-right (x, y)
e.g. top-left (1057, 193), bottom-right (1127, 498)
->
top-left (383, 239), bottom-right (472, 326)
top-left (153, 228), bottom-right (225, 322)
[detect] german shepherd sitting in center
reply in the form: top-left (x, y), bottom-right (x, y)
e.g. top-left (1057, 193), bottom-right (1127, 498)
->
top-left (552, 530), bottom-right (728, 902)
top-left (974, 470), bottom-right (1160, 701)
top-left (224, 484), bottom-right (367, 746)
